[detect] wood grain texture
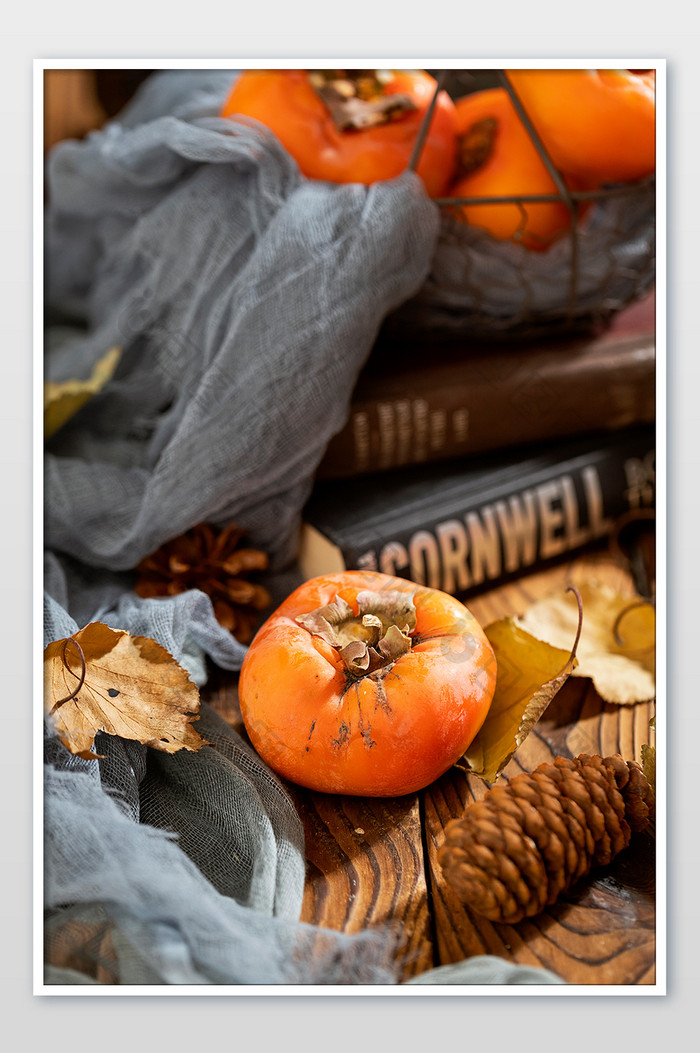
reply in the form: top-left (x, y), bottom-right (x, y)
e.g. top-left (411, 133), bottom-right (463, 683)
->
top-left (291, 786), bottom-right (433, 979)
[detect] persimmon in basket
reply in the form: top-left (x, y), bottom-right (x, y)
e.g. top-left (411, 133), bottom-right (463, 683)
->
top-left (504, 69), bottom-right (655, 187)
top-left (238, 571), bottom-right (497, 797)
top-left (220, 69), bottom-right (459, 198)
top-left (449, 87), bottom-right (578, 251)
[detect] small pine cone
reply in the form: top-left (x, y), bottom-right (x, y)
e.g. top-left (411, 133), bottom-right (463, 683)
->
top-left (134, 522), bottom-right (271, 643)
top-left (438, 754), bottom-right (654, 925)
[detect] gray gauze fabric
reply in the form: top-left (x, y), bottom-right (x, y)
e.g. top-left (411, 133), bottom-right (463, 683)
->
top-left (391, 190), bottom-right (656, 338)
top-left (44, 70), bottom-right (438, 572)
top-left (405, 956), bottom-right (565, 985)
top-left (42, 70), bottom-right (564, 987)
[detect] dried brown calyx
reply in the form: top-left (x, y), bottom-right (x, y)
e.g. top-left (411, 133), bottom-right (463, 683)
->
top-left (307, 69), bottom-right (417, 131)
top-left (296, 589), bottom-right (417, 676)
top-left (457, 116), bottom-right (498, 177)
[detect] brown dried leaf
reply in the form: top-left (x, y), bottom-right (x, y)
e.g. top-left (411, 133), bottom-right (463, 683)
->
top-left (463, 618), bottom-right (578, 784)
top-left (515, 580), bottom-right (655, 704)
top-left (44, 622), bottom-right (207, 759)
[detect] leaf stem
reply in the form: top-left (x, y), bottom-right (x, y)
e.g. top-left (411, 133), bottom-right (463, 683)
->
top-left (51, 637), bottom-right (87, 712)
top-left (556, 585), bottom-right (583, 676)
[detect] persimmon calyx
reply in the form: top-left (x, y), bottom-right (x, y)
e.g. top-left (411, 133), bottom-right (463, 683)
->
top-left (457, 116), bottom-right (498, 177)
top-left (307, 70), bottom-right (417, 131)
top-left (296, 589), bottom-right (417, 676)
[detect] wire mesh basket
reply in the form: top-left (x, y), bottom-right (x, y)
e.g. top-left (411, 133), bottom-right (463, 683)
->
top-left (387, 70), bottom-right (656, 341)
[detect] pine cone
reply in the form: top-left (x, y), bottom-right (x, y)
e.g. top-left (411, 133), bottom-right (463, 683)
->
top-left (134, 522), bottom-right (271, 643)
top-left (438, 753), bottom-right (655, 925)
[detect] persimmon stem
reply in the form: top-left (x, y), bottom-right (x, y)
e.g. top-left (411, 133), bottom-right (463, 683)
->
top-left (51, 637), bottom-right (87, 712)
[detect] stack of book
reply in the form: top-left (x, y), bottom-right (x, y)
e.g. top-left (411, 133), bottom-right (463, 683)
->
top-left (300, 290), bottom-right (656, 596)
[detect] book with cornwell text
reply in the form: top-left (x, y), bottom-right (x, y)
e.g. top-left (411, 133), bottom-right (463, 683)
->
top-left (317, 291), bottom-right (655, 480)
top-left (299, 425), bottom-right (655, 596)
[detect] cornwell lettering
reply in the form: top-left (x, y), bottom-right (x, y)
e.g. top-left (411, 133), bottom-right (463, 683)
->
top-left (357, 467), bottom-right (614, 593)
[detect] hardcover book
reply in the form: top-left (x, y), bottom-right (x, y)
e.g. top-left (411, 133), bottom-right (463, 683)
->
top-left (318, 292), bottom-right (655, 480)
top-left (300, 425), bottom-right (655, 596)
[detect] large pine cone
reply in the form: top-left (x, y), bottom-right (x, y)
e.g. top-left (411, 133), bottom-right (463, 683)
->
top-left (438, 753), bottom-right (654, 924)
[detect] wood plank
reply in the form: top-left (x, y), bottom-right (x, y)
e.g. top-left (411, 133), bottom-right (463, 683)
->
top-left (291, 786), bottom-right (433, 979)
top-left (204, 669), bottom-right (433, 980)
top-left (204, 668), bottom-right (244, 735)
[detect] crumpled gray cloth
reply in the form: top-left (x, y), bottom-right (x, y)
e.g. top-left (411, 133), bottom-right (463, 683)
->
top-left (45, 70), bottom-right (440, 573)
top-left (42, 70), bottom-right (564, 987)
top-left (406, 957), bottom-right (565, 985)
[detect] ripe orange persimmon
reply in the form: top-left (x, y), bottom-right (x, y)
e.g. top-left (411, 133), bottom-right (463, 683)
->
top-left (220, 69), bottom-right (458, 198)
top-left (450, 87), bottom-right (575, 251)
top-left (238, 570), bottom-right (496, 797)
top-left (505, 69), bottom-right (656, 186)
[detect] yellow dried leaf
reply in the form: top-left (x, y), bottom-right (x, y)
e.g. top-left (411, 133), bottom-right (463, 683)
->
top-left (44, 346), bottom-right (121, 439)
top-left (515, 580), bottom-right (655, 705)
top-left (44, 622), bottom-right (207, 759)
top-left (463, 614), bottom-right (578, 784)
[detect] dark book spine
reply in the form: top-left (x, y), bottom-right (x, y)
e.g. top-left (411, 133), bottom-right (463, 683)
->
top-left (320, 389), bottom-right (472, 478)
top-left (317, 332), bottom-right (655, 480)
top-left (335, 435), bottom-right (655, 596)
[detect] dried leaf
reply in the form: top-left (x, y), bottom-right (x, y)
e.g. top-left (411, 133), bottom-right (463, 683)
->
top-left (463, 614), bottom-right (579, 784)
top-left (515, 580), bottom-right (655, 704)
top-left (44, 346), bottom-right (122, 438)
top-left (44, 622), bottom-right (207, 759)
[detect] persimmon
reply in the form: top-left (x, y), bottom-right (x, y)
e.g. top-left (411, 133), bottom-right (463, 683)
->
top-left (449, 87), bottom-right (576, 251)
top-left (238, 570), bottom-right (496, 797)
top-left (505, 69), bottom-right (656, 186)
top-left (220, 69), bottom-right (458, 198)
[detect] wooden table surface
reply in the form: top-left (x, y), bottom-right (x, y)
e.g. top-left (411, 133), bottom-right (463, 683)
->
top-left (205, 546), bottom-right (656, 986)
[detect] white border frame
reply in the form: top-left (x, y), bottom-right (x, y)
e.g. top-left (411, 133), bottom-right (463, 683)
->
top-left (34, 58), bottom-right (666, 996)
